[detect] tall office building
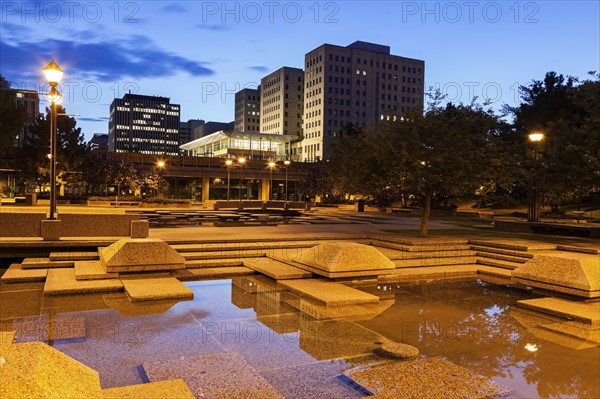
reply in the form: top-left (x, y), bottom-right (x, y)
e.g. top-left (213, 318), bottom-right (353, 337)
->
top-left (179, 119), bottom-right (205, 146)
top-left (108, 93), bottom-right (181, 155)
top-left (0, 76), bottom-right (40, 148)
top-left (302, 41), bottom-right (425, 161)
top-left (234, 88), bottom-right (261, 132)
top-left (260, 67), bottom-right (304, 138)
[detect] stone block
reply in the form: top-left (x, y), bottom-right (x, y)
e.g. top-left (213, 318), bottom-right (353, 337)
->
top-left (130, 220), bottom-right (149, 238)
top-left (44, 268), bottom-right (123, 295)
top-left (512, 253), bottom-right (600, 298)
top-left (58, 213), bottom-right (140, 237)
top-left (0, 341), bottom-right (102, 399)
top-left (278, 279), bottom-right (379, 306)
top-left (100, 238), bottom-right (185, 273)
top-left (102, 379), bottom-right (195, 399)
top-left (0, 212), bottom-right (45, 237)
top-left (516, 297), bottom-right (600, 326)
top-left (243, 258), bottom-right (312, 280)
top-left (74, 261), bottom-right (118, 280)
top-left (1, 264), bottom-right (47, 283)
top-left (121, 277), bottom-right (194, 301)
top-left (41, 219), bottom-right (62, 241)
top-left (172, 266), bottom-right (254, 280)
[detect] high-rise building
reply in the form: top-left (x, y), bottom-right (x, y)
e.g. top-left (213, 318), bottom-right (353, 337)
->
top-left (260, 67), bottom-right (304, 139)
top-left (179, 119), bottom-right (205, 147)
top-left (0, 76), bottom-right (40, 148)
top-left (108, 93), bottom-right (180, 155)
top-left (87, 133), bottom-right (108, 151)
top-left (302, 41), bottom-right (425, 161)
top-left (234, 87), bottom-right (260, 132)
top-left (194, 121), bottom-right (235, 138)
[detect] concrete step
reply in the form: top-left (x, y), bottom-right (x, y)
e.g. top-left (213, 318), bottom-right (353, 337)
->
top-left (475, 265), bottom-right (513, 278)
top-left (278, 279), bottom-right (380, 306)
top-left (21, 258), bottom-right (74, 269)
top-left (171, 241), bottom-right (320, 253)
top-left (181, 251), bottom-right (266, 260)
top-left (102, 379), bottom-right (195, 399)
top-left (557, 245), bottom-right (600, 255)
top-left (475, 251), bottom-right (530, 263)
top-left (74, 261), bottom-right (118, 280)
top-left (172, 267), bottom-right (255, 281)
top-left (121, 277), bottom-right (194, 301)
top-left (517, 298), bottom-right (600, 326)
top-left (470, 245), bottom-right (535, 258)
top-left (476, 259), bottom-right (522, 270)
top-left (379, 265), bottom-right (479, 282)
top-left (243, 258), bottom-right (312, 280)
top-left (375, 246), bottom-right (476, 260)
top-left (373, 241), bottom-right (472, 253)
top-left (184, 259), bottom-right (244, 268)
top-left (49, 252), bottom-right (99, 261)
top-left (1, 264), bottom-right (47, 283)
top-left (43, 268), bottom-right (123, 295)
top-left (468, 239), bottom-right (556, 252)
top-left (394, 256), bottom-right (476, 268)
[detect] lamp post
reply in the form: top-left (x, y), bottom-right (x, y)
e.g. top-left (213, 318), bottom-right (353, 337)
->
top-left (238, 157), bottom-right (246, 207)
top-left (42, 59), bottom-right (63, 220)
top-left (225, 159), bottom-right (233, 201)
top-left (157, 160), bottom-right (165, 198)
top-left (268, 161), bottom-right (276, 200)
top-left (528, 132), bottom-right (544, 222)
top-left (284, 160), bottom-right (290, 202)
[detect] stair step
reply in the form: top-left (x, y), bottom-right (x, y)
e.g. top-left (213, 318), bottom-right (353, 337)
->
top-left (243, 258), bottom-right (312, 280)
top-left (557, 245), bottom-right (600, 255)
top-left (182, 251), bottom-right (265, 260)
top-left (21, 258), bottom-right (74, 269)
top-left (476, 259), bottom-right (522, 270)
top-left (379, 265), bottom-right (479, 281)
top-left (375, 241), bottom-right (472, 252)
top-left (184, 259), bottom-right (244, 268)
top-left (172, 241), bottom-right (320, 253)
top-left (470, 245), bottom-right (534, 258)
top-left (173, 267), bottom-right (255, 281)
top-left (475, 252), bottom-right (530, 263)
top-left (49, 252), bottom-right (99, 261)
top-left (121, 277), bottom-right (193, 301)
top-left (394, 256), bottom-right (476, 268)
top-left (278, 279), bottom-right (379, 306)
top-left (469, 239), bottom-right (556, 252)
top-left (476, 265), bottom-right (513, 278)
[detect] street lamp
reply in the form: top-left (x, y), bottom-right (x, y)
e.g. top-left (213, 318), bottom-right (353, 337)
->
top-left (284, 160), bottom-right (291, 202)
top-left (268, 161), bottom-right (276, 200)
top-left (238, 157), bottom-right (246, 206)
top-left (157, 160), bottom-right (165, 198)
top-left (528, 132), bottom-right (544, 222)
top-left (225, 159), bottom-right (233, 201)
top-left (42, 59), bottom-right (63, 220)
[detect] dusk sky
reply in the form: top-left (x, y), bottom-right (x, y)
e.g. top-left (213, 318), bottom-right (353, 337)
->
top-left (1, 0), bottom-right (598, 141)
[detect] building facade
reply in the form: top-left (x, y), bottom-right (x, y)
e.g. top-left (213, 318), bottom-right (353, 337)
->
top-left (87, 133), bottom-right (108, 151)
top-left (260, 67), bottom-right (304, 140)
top-left (302, 41), bottom-right (425, 161)
top-left (108, 93), bottom-right (181, 155)
top-left (194, 121), bottom-right (235, 138)
top-left (234, 88), bottom-right (261, 132)
top-left (0, 77), bottom-right (40, 148)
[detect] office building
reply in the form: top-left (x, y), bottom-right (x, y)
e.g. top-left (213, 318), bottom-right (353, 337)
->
top-left (302, 41), bottom-right (425, 161)
top-left (87, 133), bottom-right (108, 151)
top-left (194, 121), bottom-right (235, 138)
top-left (260, 67), bottom-right (304, 139)
top-left (108, 93), bottom-right (181, 155)
top-left (0, 76), bottom-right (40, 148)
top-left (179, 119), bottom-right (205, 148)
top-left (234, 88), bottom-right (261, 132)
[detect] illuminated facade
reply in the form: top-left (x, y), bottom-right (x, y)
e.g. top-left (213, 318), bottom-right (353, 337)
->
top-left (260, 67), bottom-right (304, 138)
top-left (108, 93), bottom-right (181, 155)
top-left (234, 88), bottom-right (261, 132)
top-left (303, 41), bottom-right (425, 161)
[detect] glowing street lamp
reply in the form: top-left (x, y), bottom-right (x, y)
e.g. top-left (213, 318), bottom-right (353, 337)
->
top-left (225, 159), bottom-right (233, 201)
top-left (284, 160), bottom-right (291, 202)
top-left (42, 59), bottom-right (63, 220)
top-left (157, 160), bottom-right (166, 197)
top-left (268, 161), bottom-right (276, 200)
top-left (528, 132), bottom-right (544, 222)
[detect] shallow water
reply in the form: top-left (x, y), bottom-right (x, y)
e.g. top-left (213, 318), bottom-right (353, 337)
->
top-left (1, 278), bottom-right (598, 398)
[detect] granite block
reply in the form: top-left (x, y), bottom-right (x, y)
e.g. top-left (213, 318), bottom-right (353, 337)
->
top-left (130, 220), bottom-right (149, 238)
top-left (0, 342), bottom-right (102, 399)
top-left (100, 238), bottom-right (185, 273)
top-left (344, 357), bottom-right (511, 398)
top-left (102, 379), bottom-right (194, 399)
top-left (21, 257), bottom-right (73, 269)
top-left (172, 266), bottom-right (255, 281)
top-left (58, 213), bottom-right (139, 237)
top-left (0, 330), bottom-right (15, 346)
top-left (40, 219), bottom-right (62, 241)
top-left (278, 279), bottom-right (380, 306)
top-left (516, 297), bottom-right (600, 326)
top-left (121, 277), bottom-right (194, 301)
top-left (50, 251), bottom-right (99, 261)
top-left (292, 242), bottom-right (396, 272)
top-left (1, 263), bottom-right (47, 282)
top-left (0, 212), bottom-right (45, 237)
top-left (75, 261), bottom-right (118, 280)
top-left (44, 268), bottom-right (123, 295)
top-left (243, 257), bottom-right (312, 280)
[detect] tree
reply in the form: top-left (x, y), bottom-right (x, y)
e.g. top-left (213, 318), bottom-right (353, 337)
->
top-left (509, 72), bottom-right (600, 210)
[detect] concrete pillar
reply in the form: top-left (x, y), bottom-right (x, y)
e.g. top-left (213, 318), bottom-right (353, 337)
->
top-left (41, 220), bottom-right (62, 241)
top-left (201, 177), bottom-right (210, 203)
top-left (261, 179), bottom-right (270, 201)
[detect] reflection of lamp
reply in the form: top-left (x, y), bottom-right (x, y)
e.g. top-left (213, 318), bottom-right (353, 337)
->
top-left (284, 160), bottom-right (290, 202)
top-left (525, 343), bottom-right (538, 352)
top-left (268, 161), bottom-right (276, 200)
top-left (157, 160), bottom-right (165, 197)
top-left (42, 59), bottom-right (63, 220)
top-left (225, 159), bottom-right (233, 201)
top-left (528, 132), bottom-right (544, 222)
top-left (238, 157), bottom-right (246, 205)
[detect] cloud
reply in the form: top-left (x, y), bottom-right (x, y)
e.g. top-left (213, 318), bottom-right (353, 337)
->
top-left (78, 117), bottom-right (109, 122)
top-left (197, 24), bottom-right (231, 31)
top-left (161, 3), bottom-right (188, 13)
top-left (0, 36), bottom-right (215, 83)
top-left (247, 66), bottom-right (270, 73)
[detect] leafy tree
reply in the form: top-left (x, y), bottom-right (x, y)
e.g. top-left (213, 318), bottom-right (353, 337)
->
top-left (509, 72), bottom-right (600, 210)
